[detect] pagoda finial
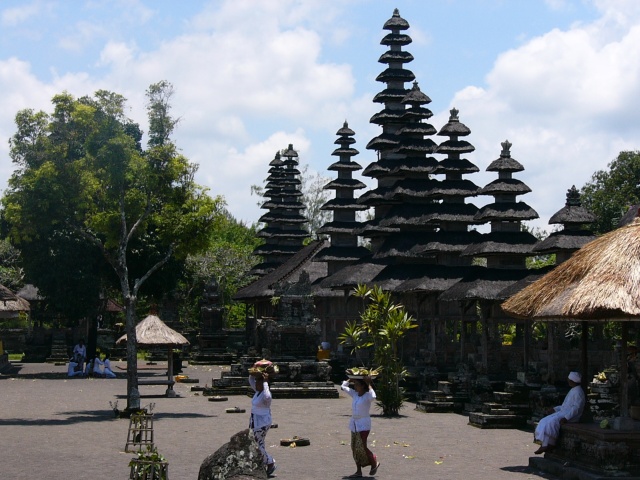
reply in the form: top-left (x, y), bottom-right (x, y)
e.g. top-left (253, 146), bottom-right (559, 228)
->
top-left (343, 120), bottom-right (348, 128)
top-left (393, 8), bottom-right (400, 16)
top-left (566, 185), bottom-right (581, 207)
top-left (449, 107), bottom-right (459, 121)
top-left (500, 140), bottom-right (512, 157)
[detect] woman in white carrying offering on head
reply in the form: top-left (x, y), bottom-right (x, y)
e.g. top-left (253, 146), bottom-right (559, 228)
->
top-left (341, 375), bottom-right (380, 478)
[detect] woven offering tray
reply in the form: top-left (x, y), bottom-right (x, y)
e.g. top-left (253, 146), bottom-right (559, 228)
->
top-left (345, 368), bottom-right (379, 380)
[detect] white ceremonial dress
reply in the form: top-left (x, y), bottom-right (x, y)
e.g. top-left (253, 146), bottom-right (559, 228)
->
top-left (103, 358), bottom-right (116, 378)
top-left (535, 385), bottom-right (586, 447)
top-left (91, 357), bottom-right (104, 376)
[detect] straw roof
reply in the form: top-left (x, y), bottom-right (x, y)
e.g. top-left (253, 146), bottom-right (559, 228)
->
top-left (0, 284), bottom-right (30, 313)
top-left (502, 218), bottom-right (640, 320)
top-left (116, 314), bottom-right (189, 346)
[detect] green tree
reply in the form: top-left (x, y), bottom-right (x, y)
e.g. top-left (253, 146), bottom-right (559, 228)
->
top-left (176, 206), bottom-right (259, 329)
top-left (2, 82), bottom-right (218, 410)
top-left (0, 237), bottom-right (23, 290)
top-left (299, 163), bottom-right (331, 238)
top-left (339, 285), bottom-right (417, 416)
top-left (580, 150), bottom-right (640, 234)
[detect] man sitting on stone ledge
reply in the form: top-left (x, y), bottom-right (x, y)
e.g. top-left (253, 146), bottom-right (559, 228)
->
top-left (534, 371), bottom-right (586, 455)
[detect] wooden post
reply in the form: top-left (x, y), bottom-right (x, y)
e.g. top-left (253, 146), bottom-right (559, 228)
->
top-left (621, 322), bottom-right (629, 418)
top-left (480, 303), bottom-right (489, 373)
top-left (581, 321), bottom-right (589, 396)
top-left (523, 320), bottom-right (530, 372)
top-left (547, 322), bottom-right (556, 383)
top-left (166, 346), bottom-right (175, 398)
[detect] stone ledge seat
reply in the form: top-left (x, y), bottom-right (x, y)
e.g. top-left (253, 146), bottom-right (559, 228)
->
top-left (530, 422), bottom-right (640, 478)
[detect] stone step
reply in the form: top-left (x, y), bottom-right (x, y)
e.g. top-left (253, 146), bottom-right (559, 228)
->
top-left (468, 412), bottom-right (528, 429)
top-left (415, 400), bottom-right (463, 413)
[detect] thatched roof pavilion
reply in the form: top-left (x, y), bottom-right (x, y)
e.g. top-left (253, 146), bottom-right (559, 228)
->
top-left (502, 217), bottom-right (640, 422)
top-left (117, 314), bottom-right (189, 347)
top-left (117, 314), bottom-right (189, 397)
top-left (0, 284), bottom-right (30, 318)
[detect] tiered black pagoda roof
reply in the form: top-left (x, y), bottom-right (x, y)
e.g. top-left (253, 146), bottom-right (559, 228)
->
top-left (249, 145), bottom-right (309, 277)
top-left (532, 185), bottom-right (596, 261)
top-left (461, 140), bottom-right (538, 266)
top-left (315, 122), bottom-right (370, 275)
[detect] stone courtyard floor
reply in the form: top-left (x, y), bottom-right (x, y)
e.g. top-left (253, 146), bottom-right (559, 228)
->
top-left (0, 361), bottom-right (557, 480)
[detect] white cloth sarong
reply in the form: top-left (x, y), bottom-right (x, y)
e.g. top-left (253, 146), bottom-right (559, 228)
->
top-left (535, 385), bottom-right (585, 447)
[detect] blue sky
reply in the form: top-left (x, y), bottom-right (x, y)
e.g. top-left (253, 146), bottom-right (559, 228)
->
top-left (1, 0), bottom-right (639, 232)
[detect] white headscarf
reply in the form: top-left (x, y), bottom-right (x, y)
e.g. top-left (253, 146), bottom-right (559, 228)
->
top-left (568, 371), bottom-right (581, 383)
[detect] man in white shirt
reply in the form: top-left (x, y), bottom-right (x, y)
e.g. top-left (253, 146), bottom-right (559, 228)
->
top-left (73, 340), bottom-right (86, 365)
top-left (534, 371), bottom-right (586, 454)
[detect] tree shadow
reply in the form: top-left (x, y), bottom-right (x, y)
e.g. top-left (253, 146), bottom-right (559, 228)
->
top-left (0, 410), bottom-right (117, 426)
top-left (0, 409), bottom-right (215, 426)
top-left (500, 465), bottom-right (557, 478)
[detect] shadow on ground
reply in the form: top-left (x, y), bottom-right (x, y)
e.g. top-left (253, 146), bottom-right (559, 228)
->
top-left (501, 465), bottom-right (557, 478)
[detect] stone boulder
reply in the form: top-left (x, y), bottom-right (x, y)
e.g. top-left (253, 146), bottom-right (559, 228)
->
top-left (198, 429), bottom-right (267, 480)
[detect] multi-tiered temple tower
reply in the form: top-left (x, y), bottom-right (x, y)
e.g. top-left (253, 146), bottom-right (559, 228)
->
top-left (251, 145), bottom-right (309, 277)
top-left (315, 122), bottom-right (369, 276)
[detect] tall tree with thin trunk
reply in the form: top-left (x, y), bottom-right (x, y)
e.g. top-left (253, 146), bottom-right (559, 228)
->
top-left (2, 82), bottom-right (219, 410)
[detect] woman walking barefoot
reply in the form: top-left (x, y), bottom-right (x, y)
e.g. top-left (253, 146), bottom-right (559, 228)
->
top-left (341, 375), bottom-right (380, 478)
top-left (249, 370), bottom-right (277, 477)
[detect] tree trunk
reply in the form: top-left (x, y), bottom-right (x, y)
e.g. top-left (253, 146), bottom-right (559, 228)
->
top-left (125, 295), bottom-right (140, 411)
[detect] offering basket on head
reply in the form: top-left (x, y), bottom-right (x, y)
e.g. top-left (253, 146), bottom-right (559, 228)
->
top-left (345, 367), bottom-right (380, 380)
top-left (249, 359), bottom-right (279, 377)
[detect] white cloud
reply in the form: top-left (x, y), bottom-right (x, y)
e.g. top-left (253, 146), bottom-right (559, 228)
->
top-left (97, 41), bottom-right (136, 68)
top-left (448, 0), bottom-right (640, 232)
top-left (1, 1), bottom-right (41, 26)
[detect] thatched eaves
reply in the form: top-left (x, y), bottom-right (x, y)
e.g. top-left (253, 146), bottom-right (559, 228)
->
top-left (116, 314), bottom-right (189, 346)
top-left (235, 240), bottom-right (328, 301)
top-left (377, 203), bottom-right (481, 228)
top-left (373, 87), bottom-right (410, 104)
top-left (0, 284), bottom-right (30, 313)
top-left (437, 108), bottom-right (471, 137)
top-left (478, 178), bottom-right (532, 196)
top-left (439, 268), bottom-right (532, 303)
top-left (532, 230), bottom-right (597, 254)
top-left (548, 185), bottom-right (596, 225)
top-left (473, 202), bottom-right (539, 222)
top-left (321, 198), bottom-right (369, 211)
top-left (317, 221), bottom-right (363, 235)
top-left (462, 231), bottom-right (538, 257)
top-left (313, 245), bottom-right (371, 262)
top-left (434, 158), bottom-right (479, 175)
top-left (319, 259), bottom-right (384, 290)
top-left (502, 218), bottom-right (640, 320)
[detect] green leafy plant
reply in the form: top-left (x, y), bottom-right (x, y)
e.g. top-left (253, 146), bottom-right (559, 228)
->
top-left (129, 446), bottom-right (167, 480)
top-left (339, 285), bottom-right (417, 416)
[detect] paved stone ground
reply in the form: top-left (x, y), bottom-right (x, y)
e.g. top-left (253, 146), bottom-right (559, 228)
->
top-left (0, 361), bottom-right (557, 480)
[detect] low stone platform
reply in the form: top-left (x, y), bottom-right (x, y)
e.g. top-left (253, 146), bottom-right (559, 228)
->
top-left (189, 353), bottom-right (235, 365)
top-left (199, 381), bottom-right (339, 399)
top-left (199, 358), bottom-right (338, 398)
top-left (530, 455), bottom-right (640, 480)
top-left (531, 422), bottom-right (640, 478)
top-left (416, 400), bottom-right (457, 413)
top-left (468, 412), bottom-right (528, 429)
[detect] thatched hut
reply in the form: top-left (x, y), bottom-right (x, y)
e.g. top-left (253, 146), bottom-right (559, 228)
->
top-left (502, 216), bottom-right (640, 423)
top-left (0, 284), bottom-right (30, 319)
top-left (116, 314), bottom-right (189, 397)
